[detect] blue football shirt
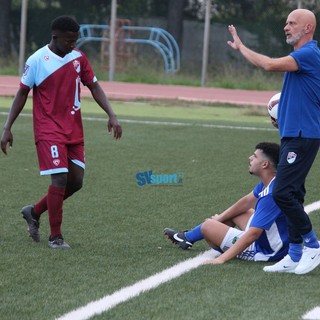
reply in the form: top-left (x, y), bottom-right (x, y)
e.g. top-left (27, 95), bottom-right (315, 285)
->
top-left (250, 178), bottom-right (289, 261)
top-left (278, 40), bottom-right (320, 139)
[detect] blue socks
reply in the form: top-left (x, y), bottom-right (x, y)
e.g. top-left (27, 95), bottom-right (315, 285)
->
top-left (185, 224), bottom-right (204, 243)
top-left (302, 230), bottom-right (319, 249)
top-left (288, 230), bottom-right (319, 262)
top-left (288, 243), bottom-right (303, 262)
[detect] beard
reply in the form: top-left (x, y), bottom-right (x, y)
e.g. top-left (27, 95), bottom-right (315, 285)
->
top-left (286, 30), bottom-right (304, 46)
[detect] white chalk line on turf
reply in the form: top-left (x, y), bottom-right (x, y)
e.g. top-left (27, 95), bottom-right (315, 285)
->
top-left (303, 308), bottom-right (320, 320)
top-left (55, 250), bottom-right (214, 320)
top-left (55, 202), bottom-right (320, 320)
top-left (0, 111), bottom-right (276, 131)
top-left (84, 116), bottom-right (277, 131)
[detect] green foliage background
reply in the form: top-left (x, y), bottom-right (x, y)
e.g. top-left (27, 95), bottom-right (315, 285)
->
top-left (8, 0), bottom-right (320, 62)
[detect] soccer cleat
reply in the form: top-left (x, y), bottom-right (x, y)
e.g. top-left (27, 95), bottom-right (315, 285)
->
top-left (294, 246), bottom-right (320, 275)
top-left (21, 205), bottom-right (40, 242)
top-left (263, 254), bottom-right (298, 273)
top-left (48, 235), bottom-right (71, 249)
top-left (163, 228), bottom-right (193, 250)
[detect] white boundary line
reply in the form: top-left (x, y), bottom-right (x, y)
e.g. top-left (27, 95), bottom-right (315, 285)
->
top-left (0, 111), bottom-right (276, 131)
top-left (55, 250), bottom-right (214, 320)
top-left (55, 202), bottom-right (320, 320)
top-left (303, 308), bottom-right (320, 320)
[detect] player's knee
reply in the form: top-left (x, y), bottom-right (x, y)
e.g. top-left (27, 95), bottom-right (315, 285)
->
top-left (51, 173), bottom-right (68, 188)
top-left (72, 180), bottom-right (83, 193)
top-left (66, 178), bottom-right (83, 195)
top-left (201, 220), bottom-right (212, 237)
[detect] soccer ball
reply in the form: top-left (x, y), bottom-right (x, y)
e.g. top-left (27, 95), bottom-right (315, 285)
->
top-left (267, 92), bottom-right (281, 122)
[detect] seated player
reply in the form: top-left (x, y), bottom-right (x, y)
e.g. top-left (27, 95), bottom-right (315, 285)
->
top-left (164, 142), bottom-right (289, 266)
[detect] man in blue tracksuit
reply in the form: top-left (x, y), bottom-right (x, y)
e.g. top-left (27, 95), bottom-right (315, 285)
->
top-left (227, 8), bottom-right (320, 274)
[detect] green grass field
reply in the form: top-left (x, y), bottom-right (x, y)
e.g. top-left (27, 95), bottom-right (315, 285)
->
top-left (1, 98), bottom-right (320, 320)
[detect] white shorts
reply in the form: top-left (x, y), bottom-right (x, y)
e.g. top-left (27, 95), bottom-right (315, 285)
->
top-left (220, 227), bottom-right (255, 261)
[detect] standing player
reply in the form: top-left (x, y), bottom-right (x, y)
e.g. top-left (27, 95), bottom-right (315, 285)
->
top-left (227, 9), bottom-right (320, 274)
top-left (164, 142), bottom-right (289, 264)
top-left (0, 16), bottom-right (122, 249)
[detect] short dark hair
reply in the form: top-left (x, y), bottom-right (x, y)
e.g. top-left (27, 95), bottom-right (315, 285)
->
top-left (51, 16), bottom-right (80, 32)
top-left (255, 142), bottom-right (280, 170)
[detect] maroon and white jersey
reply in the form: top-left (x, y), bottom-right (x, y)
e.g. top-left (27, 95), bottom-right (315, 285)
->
top-left (21, 45), bottom-right (96, 144)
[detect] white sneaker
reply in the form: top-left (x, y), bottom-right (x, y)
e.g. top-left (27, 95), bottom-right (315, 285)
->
top-left (294, 246), bottom-right (320, 275)
top-left (263, 255), bottom-right (298, 273)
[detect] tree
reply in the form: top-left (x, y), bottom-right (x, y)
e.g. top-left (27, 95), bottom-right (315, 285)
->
top-left (0, 0), bottom-right (12, 58)
top-left (167, 0), bottom-right (187, 51)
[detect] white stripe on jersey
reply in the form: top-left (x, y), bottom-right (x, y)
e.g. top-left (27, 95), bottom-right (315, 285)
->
top-left (265, 222), bottom-right (283, 253)
top-left (22, 45), bottom-right (83, 88)
top-left (258, 176), bottom-right (275, 198)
